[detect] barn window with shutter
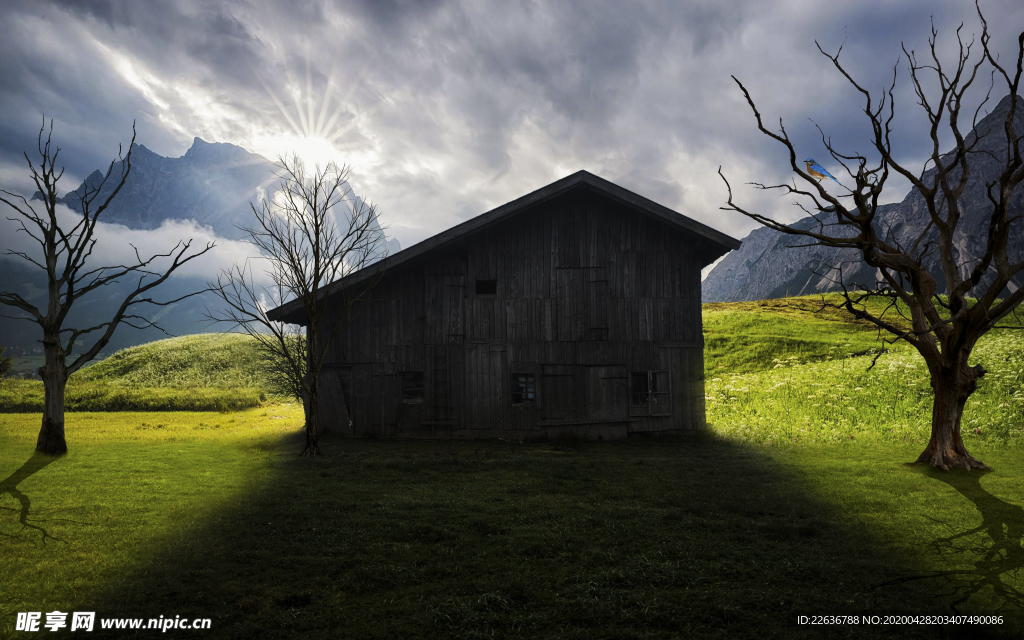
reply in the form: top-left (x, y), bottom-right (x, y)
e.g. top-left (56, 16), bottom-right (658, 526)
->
top-left (629, 370), bottom-right (671, 416)
top-left (510, 373), bottom-right (536, 404)
top-left (400, 372), bottom-right (425, 402)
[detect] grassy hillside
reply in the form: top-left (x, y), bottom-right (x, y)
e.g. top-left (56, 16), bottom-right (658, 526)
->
top-left (73, 333), bottom-right (271, 388)
top-left (703, 294), bottom-right (1024, 447)
top-left (0, 333), bottom-right (277, 412)
top-left (702, 295), bottom-right (889, 375)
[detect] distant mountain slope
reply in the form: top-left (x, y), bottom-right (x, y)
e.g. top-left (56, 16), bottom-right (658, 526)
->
top-left (56, 138), bottom-right (277, 239)
top-left (703, 93), bottom-right (1024, 302)
top-left (3, 138), bottom-right (400, 353)
top-left (45, 137), bottom-right (400, 250)
top-left (0, 255), bottom-right (222, 356)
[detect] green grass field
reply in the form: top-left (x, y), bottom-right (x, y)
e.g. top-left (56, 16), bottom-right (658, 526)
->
top-left (1, 296), bottom-right (1022, 638)
top-left (702, 296), bottom-right (1024, 447)
top-left (0, 334), bottom-right (274, 412)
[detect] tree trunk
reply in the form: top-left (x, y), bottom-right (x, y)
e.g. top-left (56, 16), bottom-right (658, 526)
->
top-left (300, 378), bottom-right (322, 457)
top-left (37, 339), bottom-right (68, 456)
top-left (914, 364), bottom-right (988, 471)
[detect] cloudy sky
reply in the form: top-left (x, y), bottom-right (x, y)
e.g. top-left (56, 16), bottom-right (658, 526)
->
top-left (2, 0), bottom-right (1023, 275)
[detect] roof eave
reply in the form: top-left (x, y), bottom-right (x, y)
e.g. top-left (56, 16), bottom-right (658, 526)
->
top-left (265, 170), bottom-right (741, 322)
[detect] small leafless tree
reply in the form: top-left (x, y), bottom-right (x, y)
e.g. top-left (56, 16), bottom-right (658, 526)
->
top-left (720, 4), bottom-right (1024, 471)
top-left (0, 120), bottom-right (215, 455)
top-left (0, 347), bottom-right (12, 378)
top-left (206, 156), bottom-right (387, 457)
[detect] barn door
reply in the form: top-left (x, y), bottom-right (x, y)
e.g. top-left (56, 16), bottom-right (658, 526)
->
top-left (431, 346), bottom-right (452, 422)
top-left (434, 277), bottom-right (464, 421)
top-left (540, 365), bottom-right (576, 420)
top-left (369, 372), bottom-right (398, 435)
top-left (398, 371), bottom-right (424, 433)
top-left (318, 365), bottom-right (353, 434)
top-left (442, 276), bottom-right (465, 344)
top-left (586, 268), bottom-right (609, 341)
top-left (586, 365), bottom-right (628, 420)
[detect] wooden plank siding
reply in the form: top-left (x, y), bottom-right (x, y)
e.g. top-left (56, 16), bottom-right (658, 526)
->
top-left (315, 185), bottom-right (714, 439)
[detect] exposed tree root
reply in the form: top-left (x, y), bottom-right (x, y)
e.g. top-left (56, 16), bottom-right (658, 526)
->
top-left (913, 446), bottom-right (990, 472)
top-left (299, 439), bottom-right (323, 457)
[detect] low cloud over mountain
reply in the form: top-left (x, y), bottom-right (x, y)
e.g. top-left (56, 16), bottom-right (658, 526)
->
top-left (1, 138), bottom-right (400, 355)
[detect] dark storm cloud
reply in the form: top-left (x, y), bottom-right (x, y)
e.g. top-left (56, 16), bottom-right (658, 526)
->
top-left (347, 0), bottom-right (445, 33)
top-left (0, 0), bottom-right (270, 187)
top-left (47, 0), bottom-right (132, 29)
top-left (1, 0), bottom-right (1022, 251)
top-left (0, 5), bottom-right (163, 188)
top-left (57, 0), bottom-right (268, 100)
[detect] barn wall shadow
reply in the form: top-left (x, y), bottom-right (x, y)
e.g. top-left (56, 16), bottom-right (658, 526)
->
top-left (69, 433), bottom-right (1020, 639)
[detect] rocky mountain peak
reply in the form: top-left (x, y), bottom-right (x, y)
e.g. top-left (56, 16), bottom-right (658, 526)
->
top-left (703, 93), bottom-right (1024, 303)
top-left (182, 136), bottom-right (251, 162)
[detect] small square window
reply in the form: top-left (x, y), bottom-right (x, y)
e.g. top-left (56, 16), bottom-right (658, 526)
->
top-left (400, 372), bottom-right (424, 402)
top-left (630, 370), bottom-right (671, 416)
top-left (511, 373), bottom-right (536, 404)
top-left (476, 279), bottom-right (497, 295)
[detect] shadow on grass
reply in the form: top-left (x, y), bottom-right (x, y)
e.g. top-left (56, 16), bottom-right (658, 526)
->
top-left (901, 469), bottom-right (1024, 617)
top-left (0, 452), bottom-right (67, 545)
top-left (74, 433), bottom-right (1017, 639)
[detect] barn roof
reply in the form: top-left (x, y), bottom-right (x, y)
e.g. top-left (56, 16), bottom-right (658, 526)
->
top-left (268, 170), bottom-right (741, 325)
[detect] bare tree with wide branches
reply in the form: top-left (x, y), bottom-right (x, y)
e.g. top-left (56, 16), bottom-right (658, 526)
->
top-left (206, 156), bottom-right (387, 457)
top-left (720, 4), bottom-right (1024, 471)
top-left (0, 120), bottom-right (215, 455)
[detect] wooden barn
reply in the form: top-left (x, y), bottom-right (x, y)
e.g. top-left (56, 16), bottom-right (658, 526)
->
top-left (268, 170), bottom-right (740, 440)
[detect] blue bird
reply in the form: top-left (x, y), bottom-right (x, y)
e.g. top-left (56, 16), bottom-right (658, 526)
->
top-left (804, 158), bottom-right (842, 186)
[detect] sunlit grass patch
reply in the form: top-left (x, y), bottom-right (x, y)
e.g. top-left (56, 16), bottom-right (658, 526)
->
top-left (0, 404), bottom-right (303, 445)
top-left (705, 329), bottom-right (1024, 447)
top-left (0, 407), bottom-right (303, 633)
top-left (0, 379), bottom-right (269, 413)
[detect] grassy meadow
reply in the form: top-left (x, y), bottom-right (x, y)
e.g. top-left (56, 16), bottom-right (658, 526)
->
top-left (2, 297), bottom-right (1023, 638)
top-left (0, 334), bottom-right (272, 412)
top-left (703, 296), bottom-right (1024, 447)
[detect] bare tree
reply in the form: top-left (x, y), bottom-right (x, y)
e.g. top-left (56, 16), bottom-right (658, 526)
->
top-left (0, 347), bottom-right (12, 378)
top-left (206, 156), bottom-right (387, 457)
top-left (0, 120), bottom-right (215, 455)
top-left (720, 4), bottom-right (1024, 471)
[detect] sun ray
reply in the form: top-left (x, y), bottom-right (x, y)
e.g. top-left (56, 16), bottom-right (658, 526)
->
top-left (305, 54), bottom-right (316, 138)
top-left (290, 85), bottom-right (309, 137)
top-left (247, 44), bottom-right (390, 176)
top-left (257, 75), bottom-right (304, 143)
top-left (313, 68), bottom-right (336, 137)
top-left (281, 57), bottom-right (309, 137)
top-left (326, 93), bottom-right (391, 145)
top-left (321, 79), bottom-right (363, 140)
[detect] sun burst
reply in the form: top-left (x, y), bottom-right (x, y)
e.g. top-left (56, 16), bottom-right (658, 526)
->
top-left (251, 57), bottom-right (383, 173)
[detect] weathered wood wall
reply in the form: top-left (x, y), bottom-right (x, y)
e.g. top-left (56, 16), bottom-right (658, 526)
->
top-left (317, 186), bottom-right (708, 438)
